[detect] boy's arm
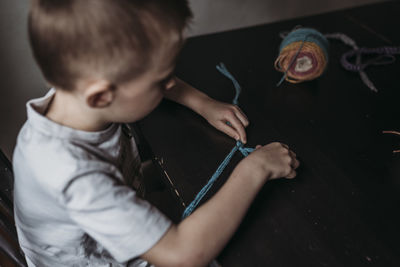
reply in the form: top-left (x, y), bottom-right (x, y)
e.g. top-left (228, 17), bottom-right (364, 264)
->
top-left (164, 78), bottom-right (249, 144)
top-left (142, 143), bottom-right (300, 267)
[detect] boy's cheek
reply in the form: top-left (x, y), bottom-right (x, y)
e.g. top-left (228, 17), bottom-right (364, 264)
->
top-left (122, 94), bottom-right (164, 122)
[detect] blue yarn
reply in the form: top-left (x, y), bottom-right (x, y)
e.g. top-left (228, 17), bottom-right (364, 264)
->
top-left (279, 28), bottom-right (329, 60)
top-left (216, 63), bottom-right (241, 105)
top-left (182, 141), bottom-right (254, 219)
top-left (182, 63), bottom-right (255, 219)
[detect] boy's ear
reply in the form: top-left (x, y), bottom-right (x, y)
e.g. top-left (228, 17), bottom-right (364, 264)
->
top-left (85, 80), bottom-right (116, 108)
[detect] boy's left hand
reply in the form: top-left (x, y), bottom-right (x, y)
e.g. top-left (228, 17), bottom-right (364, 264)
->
top-left (199, 98), bottom-right (249, 143)
top-left (163, 78), bottom-right (249, 143)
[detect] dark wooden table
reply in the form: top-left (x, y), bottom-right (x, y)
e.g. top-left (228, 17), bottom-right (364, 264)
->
top-left (138, 1), bottom-right (400, 266)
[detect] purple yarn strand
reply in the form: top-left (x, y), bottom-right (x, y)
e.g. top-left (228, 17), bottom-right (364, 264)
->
top-left (326, 33), bottom-right (400, 92)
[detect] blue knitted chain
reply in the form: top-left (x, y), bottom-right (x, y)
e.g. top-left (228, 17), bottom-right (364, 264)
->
top-left (182, 63), bottom-right (255, 219)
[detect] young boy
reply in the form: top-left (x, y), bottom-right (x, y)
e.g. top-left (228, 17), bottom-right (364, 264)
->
top-left (13, 0), bottom-right (299, 266)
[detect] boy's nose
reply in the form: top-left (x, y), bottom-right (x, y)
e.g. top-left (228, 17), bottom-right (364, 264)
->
top-left (165, 78), bottom-right (176, 91)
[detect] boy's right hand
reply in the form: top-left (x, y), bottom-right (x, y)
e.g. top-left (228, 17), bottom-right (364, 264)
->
top-left (239, 142), bottom-right (300, 182)
top-left (142, 142), bottom-right (299, 267)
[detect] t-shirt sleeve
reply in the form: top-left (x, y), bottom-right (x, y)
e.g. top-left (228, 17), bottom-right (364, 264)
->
top-left (60, 171), bottom-right (172, 263)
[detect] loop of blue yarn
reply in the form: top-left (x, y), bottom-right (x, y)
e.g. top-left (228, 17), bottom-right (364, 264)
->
top-left (182, 64), bottom-right (255, 219)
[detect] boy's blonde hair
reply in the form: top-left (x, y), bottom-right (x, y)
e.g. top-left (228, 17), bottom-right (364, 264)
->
top-left (29, 0), bottom-right (192, 90)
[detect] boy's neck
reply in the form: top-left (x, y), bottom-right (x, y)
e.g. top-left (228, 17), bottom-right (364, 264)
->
top-left (45, 90), bottom-right (111, 132)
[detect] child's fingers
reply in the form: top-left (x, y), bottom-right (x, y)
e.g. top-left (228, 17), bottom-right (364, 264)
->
top-left (286, 169), bottom-right (297, 179)
top-left (233, 106), bottom-right (249, 127)
top-left (226, 115), bottom-right (247, 143)
top-left (288, 150), bottom-right (299, 169)
top-left (281, 143), bottom-right (289, 150)
top-left (291, 158), bottom-right (300, 169)
top-left (218, 121), bottom-right (241, 141)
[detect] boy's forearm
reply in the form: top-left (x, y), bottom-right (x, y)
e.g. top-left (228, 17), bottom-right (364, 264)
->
top-left (179, 163), bottom-right (266, 263)
top-left (143, 164), bottom-right (267, 267)
top-left (164, 78), bottom-right (210, 116)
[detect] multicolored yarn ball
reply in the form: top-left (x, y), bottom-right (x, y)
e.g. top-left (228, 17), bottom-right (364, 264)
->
top-left (275, 28), bottom-right (329, 85)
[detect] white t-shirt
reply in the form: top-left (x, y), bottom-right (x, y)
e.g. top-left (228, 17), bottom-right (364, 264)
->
top-left (13, 90), bottom-right (171, 267)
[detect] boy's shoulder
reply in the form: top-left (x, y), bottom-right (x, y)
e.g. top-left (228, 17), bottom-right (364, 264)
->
top-left (13, 118), bottom-right (123, 197)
